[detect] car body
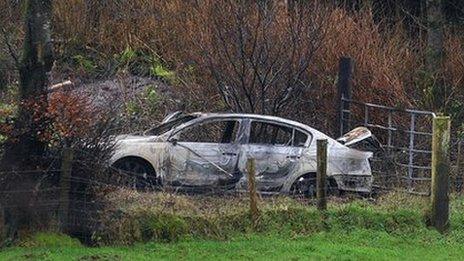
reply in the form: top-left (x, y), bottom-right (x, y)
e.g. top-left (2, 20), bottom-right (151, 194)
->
top-left (110, 112), bottom-right (373, 195)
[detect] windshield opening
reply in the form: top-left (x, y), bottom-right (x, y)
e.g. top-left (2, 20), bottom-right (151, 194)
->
top-left (143, 115), bottom-right (198, 136)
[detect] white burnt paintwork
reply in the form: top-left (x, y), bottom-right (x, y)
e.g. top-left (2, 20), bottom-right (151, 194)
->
top-left (110, 112), bottom-right (373, 194)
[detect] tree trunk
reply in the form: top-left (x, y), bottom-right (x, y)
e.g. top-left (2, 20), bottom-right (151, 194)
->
top-left (426, 0), bottom-right (445, 110)
top-left (427, 0), bottom-right (444, 71)
top-left (1, 0), bottom-right (53, 168)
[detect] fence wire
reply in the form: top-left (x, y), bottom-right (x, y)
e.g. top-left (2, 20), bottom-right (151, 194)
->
top-left (0, 152), bottom-right (374, 244)
top-left (340, 97), bottom-right (463, 195)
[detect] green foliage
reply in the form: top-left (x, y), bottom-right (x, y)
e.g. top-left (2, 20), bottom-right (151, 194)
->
top-left (0, 103), bottom-right (16, 116)
top-left (457, 124), bottom-right (464, 140)
top-left (144, 85), bottom-right (160, 111)
top-left (327, 203), bottom-right (422, 233)
top-left (19, 232), bottom-right (82, 248)
top-left (118, 46), bottom-right (137, 65)
top-left (72, 54), bottom-right (97, 74)
top-left (150, 59), bottom-right (176, 83)
top-left (114, 47), bottom-right (176, 84)
top-left (0, 133), bottom-right (7, 144)
top-left (184, 64), bottom-right (196, 75)
top-left (115, 47), bottom-right (148, 75)
top-left (140, 213), bottom-right (189, 242)
top-left (123, 85), bottom-right (160, 119)
top-left (417, 69), bottom-right (438, 109)
top-left (448, 99), bottom-right (464, 125)
top-left (0, 102), bottom-right (16, 144)
top-left (124, 100), bottom-right (142, 116)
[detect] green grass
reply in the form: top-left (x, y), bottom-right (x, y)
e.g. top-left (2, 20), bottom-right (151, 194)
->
top-left (1, 229), bottom-right (463, 260)
top-left (17, 233), bottom-right (82, 248)
top-left (1, 194), bottom-right (463, 260)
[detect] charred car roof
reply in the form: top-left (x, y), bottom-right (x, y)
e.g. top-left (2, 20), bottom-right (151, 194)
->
top-left (174, 112), bottom-right (325, 134)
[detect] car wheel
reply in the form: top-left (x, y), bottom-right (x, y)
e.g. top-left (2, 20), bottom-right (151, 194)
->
top-left (290, 174), bottom-right (317, 198)
top-left (112, 158), bottom-right (158, 190)
top-left (327, 178), bottom-right (341, 197)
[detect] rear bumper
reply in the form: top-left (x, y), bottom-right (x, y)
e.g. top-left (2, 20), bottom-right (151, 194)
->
top-left (331, 174), bottom-right (373, 193)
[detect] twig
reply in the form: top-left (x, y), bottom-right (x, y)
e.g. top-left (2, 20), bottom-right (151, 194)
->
top-left (0, 26), bottom-right (19, 67)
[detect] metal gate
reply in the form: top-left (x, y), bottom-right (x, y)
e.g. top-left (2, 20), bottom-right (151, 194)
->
top-left (339, 97), bottom-right (436, 194)
top-left (333, 57), bottom-right (439, 194)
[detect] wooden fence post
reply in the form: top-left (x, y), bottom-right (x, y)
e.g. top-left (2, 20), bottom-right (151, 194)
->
top-left (317, 139), bottom-right (328, 211)
top-left (58, 147), bottom-right (74, 232)
top-left (247, 158), bottom-right (259, 225)
top-left (336, 57), bottom-right (354, 137)
top-left (430, 116), bottom-right (450, 233)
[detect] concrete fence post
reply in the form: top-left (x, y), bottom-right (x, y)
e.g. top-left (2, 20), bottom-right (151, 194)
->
top-left (317, 139), bottom-right (328, 211)
top-left (430, 116), bottom-right (450, 233)
top-left (246, 158), bottom-right (259, 226)
top-left (58, 147), bottom-right (74, 232)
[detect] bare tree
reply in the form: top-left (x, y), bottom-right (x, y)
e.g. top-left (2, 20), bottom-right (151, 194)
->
top-left (190, 0), bottom-right (328, 116)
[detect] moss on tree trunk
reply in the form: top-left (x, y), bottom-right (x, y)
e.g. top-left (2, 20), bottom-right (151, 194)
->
top-left (1, 0), bottom-right (53, 168)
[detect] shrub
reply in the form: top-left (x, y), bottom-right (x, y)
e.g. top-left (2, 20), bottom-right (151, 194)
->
top-left (3, 2), bottom-right (464, 117)
top-left (140, 213), bottom-right (189, 242)
top-left (19, 232), bottom-right (82, 248)
top-left (5, 0), bottom-right (464, 133)
top-left (0, 87), bottom-right (118, 244)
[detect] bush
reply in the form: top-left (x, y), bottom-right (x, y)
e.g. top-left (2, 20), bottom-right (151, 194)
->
top-left (0, 87), bottom-right (118, 244)
top-left (140, 213), bottom-right (189, 242)
top-left (2, 1), bottom-right (464, 132)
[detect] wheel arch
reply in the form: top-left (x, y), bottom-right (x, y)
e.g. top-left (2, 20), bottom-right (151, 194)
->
top-left (281, 171), bottom-right (339, 193)
top-left (112, 156), bottom-right (157, 175)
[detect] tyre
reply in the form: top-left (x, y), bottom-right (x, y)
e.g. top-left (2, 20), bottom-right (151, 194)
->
top-left (290, 173), bottom-right (317, 197)
top-left (290, 174), bottom-right (340, 198)
top-left (112, 157), bottom-right (158, 190)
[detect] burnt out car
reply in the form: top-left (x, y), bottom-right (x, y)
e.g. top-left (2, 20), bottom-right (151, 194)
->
top-left (110, 112), bottom-right (374, 196)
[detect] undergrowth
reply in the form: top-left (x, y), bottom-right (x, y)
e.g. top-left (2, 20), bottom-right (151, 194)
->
top-left (18, 232), bottom-right (82, 248)
top-left (92, 191), bottom-right (464, 246)
top-left (3, 1), bottom-right (464, 134)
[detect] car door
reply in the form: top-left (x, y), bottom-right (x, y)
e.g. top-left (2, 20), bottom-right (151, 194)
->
top-left (239, 120), bottom-right (310, 191)
top-left (165, 118), bottom-right (242, 188)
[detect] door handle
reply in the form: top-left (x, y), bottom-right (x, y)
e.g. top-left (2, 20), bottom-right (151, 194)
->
top-left (223, 152), bottom-right (238, 156)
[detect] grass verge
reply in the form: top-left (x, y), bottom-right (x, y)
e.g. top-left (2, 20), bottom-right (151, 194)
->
top-left (1, 229), bottom-right (464, 260)
top-left (1, 193), bottom-right (463, 260)
top-left (93, 191), bottom-right (464, 245)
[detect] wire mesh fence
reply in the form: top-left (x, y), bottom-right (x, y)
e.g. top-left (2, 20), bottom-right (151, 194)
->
top-left (0, 120), bottom-right (460, 246)
top-left (0, 146), bottom-right (375, 246)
